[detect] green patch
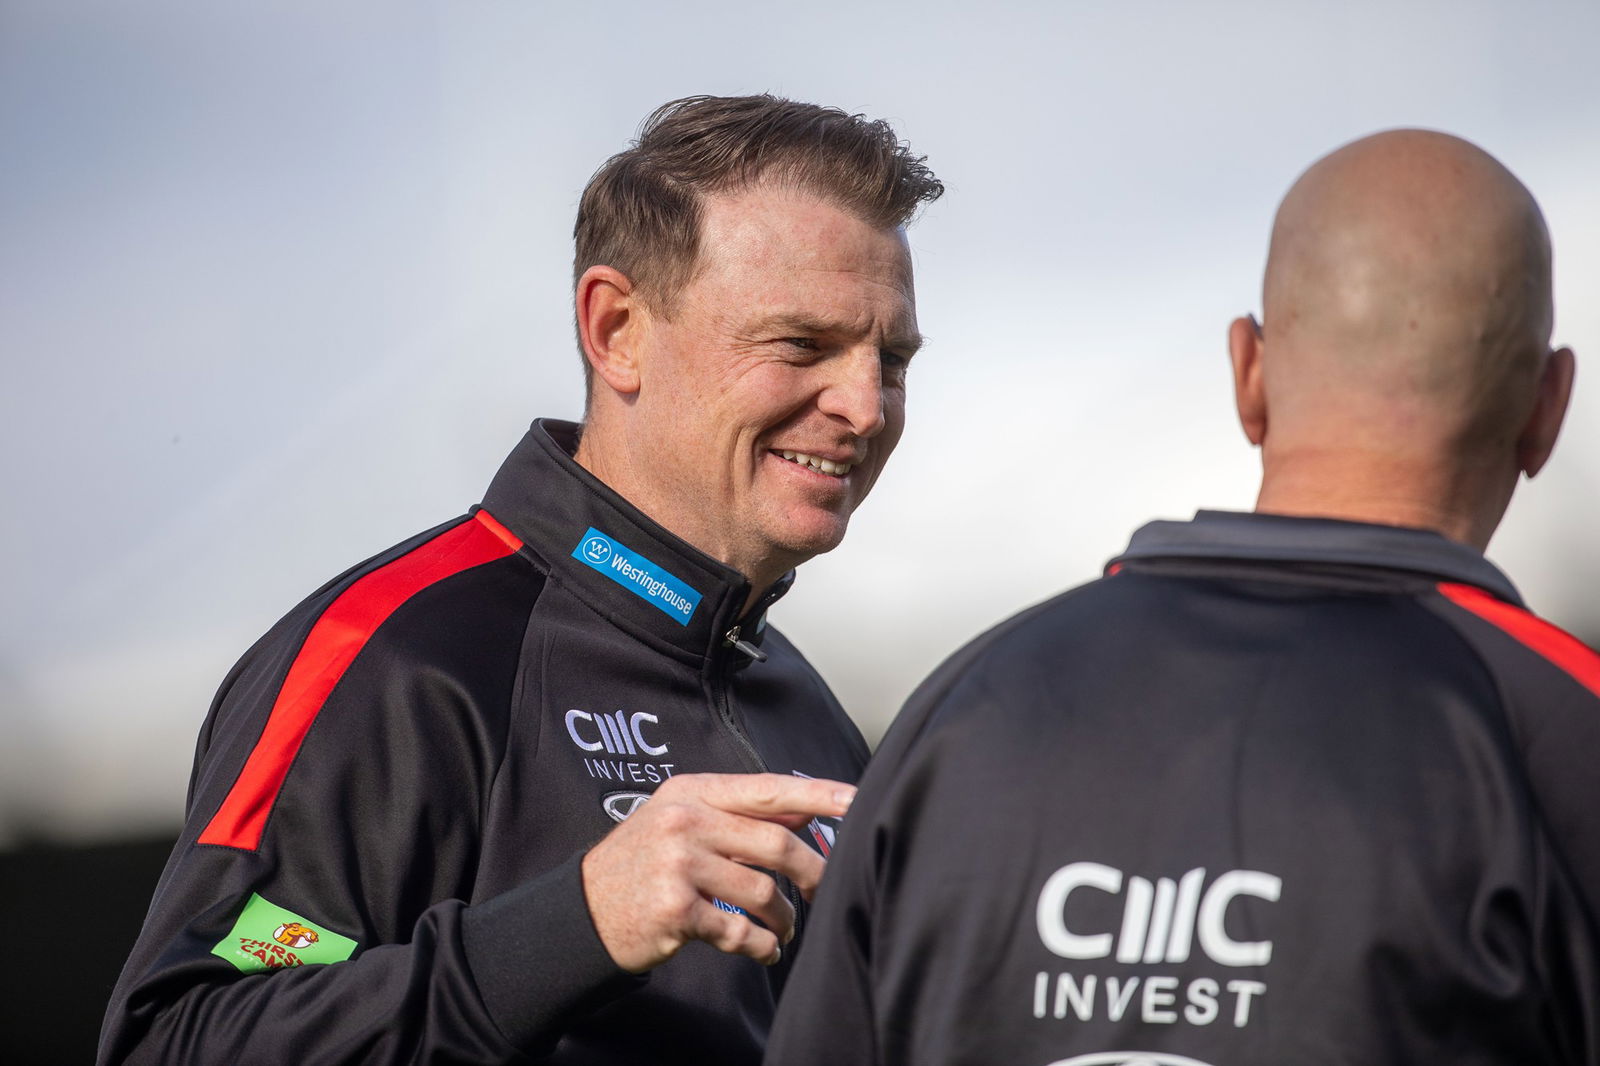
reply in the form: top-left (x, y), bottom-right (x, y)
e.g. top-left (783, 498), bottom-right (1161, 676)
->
top-left (211, 892), bottom-right (358, 974)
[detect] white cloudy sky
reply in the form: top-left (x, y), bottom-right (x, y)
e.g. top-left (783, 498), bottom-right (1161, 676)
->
top-left (4, 0), bottom-right (1597, 844)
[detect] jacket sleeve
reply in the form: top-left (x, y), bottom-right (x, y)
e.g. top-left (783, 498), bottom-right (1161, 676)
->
top-left (764, 599), bottom-right (1053, 1066)
top-left (1427, 589), bottom-right (1600, 1064)
top-left (760, 807), bottom-right (883, 1066)
top-left (1429, 591), bottom-right (1600, 909)
top-left (99, 552), bottom-right (640, 1064)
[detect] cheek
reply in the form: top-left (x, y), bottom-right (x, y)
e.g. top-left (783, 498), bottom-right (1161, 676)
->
top-left (733, 367), bottom-right (814, 429)
top-left (878, 392), bottom-right (909, 454)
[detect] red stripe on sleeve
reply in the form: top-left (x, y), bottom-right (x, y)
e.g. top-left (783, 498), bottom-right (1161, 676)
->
top-left (199, 514), bottom-right (522, 850)
top-left (472, 508), bottom-right (523, 552)
top-left (1437, 582), bottom-right (1600, 700)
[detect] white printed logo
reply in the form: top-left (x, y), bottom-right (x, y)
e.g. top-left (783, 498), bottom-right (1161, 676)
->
top-left (1036, 863), bottom-right (1281, 967)
top-left (602, 791), bottom-right (652, 823)
top-left (1043, 1049), bottom-right (1216, 1056)
top-left (581, 536), bottom-right (612, 564)
top-left (568, 708), bottom-right (676, 786)
top-left (566, 709), bottom-right (668, 757)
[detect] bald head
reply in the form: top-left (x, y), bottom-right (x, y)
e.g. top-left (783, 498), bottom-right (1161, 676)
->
top-left (1264, 130), bottom-right (1552, 439)
top-left (1233, 129), bottom-right (1574, 548)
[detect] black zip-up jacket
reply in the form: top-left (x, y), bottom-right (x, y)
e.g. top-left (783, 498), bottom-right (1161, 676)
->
top-left (100, 419), bottom-right (869, 1065)
top-left (766, 510), bottom-right (1600, 1066)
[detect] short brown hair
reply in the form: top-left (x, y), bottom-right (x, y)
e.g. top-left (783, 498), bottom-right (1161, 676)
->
top-left (574, 94), bottom-right (943, 319)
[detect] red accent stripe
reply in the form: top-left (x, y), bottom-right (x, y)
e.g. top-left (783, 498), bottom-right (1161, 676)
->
top-left (472, 508), bottom-right (523, 552)
top-left (1437, 582), bottom-right (1600, 700)
top-left (199, 514), bottom-right (522, 849)
top-left (808, 822), bottom-right (832, 858)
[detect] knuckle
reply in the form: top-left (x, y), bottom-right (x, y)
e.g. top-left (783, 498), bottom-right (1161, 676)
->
top-left (661, 836), bottom-right (697, 873)
top-left (654, 802), bottom-right (696, 836)
top-left (748, 816), bottom-right (787, 851)
top-left (789, 854), bottom-right (824, 890)
top-left (721, 918), bottom-right (758, 955)
top-left (662, 887), bottom-right (698, 927)
top-left (713, 926), bottom-right (743, 954)
top-left (750, 778), bottom-right (783, 809)
top-left (755, 822), bottom-right (791, 858)
top-left (656, 775), bottom-right (691, 799)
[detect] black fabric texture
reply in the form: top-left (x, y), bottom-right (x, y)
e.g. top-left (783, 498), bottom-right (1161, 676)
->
top-left (767, 512), bottom-right (1600, 1066)
top-left (460, 852), bottom-right (643, 1055)
top-left (101, 420), bottom-right (868, 1065)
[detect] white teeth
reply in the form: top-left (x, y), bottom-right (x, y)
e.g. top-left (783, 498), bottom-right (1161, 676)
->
top-left (778, 450), bottom-right (854, 477)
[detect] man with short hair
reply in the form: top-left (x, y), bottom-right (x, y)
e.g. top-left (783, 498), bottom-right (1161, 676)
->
top-left (100, 94), bottom-right (941, 1064)
top-left (766, 130), bottom-right (1596, 1065)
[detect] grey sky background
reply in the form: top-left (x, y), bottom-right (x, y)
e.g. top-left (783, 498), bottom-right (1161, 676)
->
top-left (4, 0), bottom-right (1597, 845)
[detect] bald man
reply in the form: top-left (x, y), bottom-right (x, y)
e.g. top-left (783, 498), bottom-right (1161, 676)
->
top-left (764, 130), bottom-right (1599, 1066)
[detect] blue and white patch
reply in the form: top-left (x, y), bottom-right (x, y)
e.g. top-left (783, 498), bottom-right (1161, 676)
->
top-left (571, 527), bottom-right (702, 625)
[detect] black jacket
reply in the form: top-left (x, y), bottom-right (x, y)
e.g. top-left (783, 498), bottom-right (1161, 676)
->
top-left (100, 420), bottom-right (869, 1065)
top-left (766, 510), bottom-right (1600, 1066)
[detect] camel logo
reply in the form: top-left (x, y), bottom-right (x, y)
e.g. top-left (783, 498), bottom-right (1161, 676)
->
top-left (273, 922), bottom-right (320, 950)
top-left (212, 893), bottom-right (358, 974)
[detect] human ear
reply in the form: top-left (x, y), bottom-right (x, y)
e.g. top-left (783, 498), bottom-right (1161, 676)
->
top-left (576, 265), bottom-right (643, 397)
top-left (1517, 346), bottom-right (1575, 478)
top-left (1229, 314), bottom-right (1267, 446)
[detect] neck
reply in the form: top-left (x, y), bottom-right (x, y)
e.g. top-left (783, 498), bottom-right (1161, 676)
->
top-left (1254, 445), bottom-right (1514, 552)
top-left (574, 421), bottom-right (786, 615)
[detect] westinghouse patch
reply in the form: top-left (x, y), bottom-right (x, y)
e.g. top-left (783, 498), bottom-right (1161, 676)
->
top-left (211, 892), bottom-right (358, 974)
top-left (571, 527), bottom-right (702, 625)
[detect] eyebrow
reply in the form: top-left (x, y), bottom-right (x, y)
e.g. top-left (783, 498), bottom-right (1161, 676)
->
top-left (756, 313), bottom-right (925, 354)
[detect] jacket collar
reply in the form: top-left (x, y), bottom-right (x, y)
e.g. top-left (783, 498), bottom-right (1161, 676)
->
top-left (1112, 509), bottom-right (1524, 606)
top-left (478, 419), bottom-right (789, 668)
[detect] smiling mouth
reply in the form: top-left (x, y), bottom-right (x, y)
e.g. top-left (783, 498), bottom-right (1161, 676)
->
top-left (775, 450), bottom-right (855, 478)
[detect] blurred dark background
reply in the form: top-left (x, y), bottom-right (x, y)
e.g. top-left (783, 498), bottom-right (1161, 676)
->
top-left (1, 837), bottom-right (174, 1065)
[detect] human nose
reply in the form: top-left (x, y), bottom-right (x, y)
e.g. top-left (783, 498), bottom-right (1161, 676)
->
top-left (818, 348), bottom-right (888, 438)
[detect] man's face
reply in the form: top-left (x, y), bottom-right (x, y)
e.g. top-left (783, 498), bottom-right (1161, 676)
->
top-left (628, 186), bottom-right (919, 585)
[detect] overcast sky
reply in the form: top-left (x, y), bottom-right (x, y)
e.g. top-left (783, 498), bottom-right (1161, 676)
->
top-left (4, 0), bottom-right (1598, 845)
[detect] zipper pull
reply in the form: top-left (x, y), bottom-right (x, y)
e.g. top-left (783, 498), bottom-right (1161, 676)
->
top-left (724, 625), bottom-right (767, 663)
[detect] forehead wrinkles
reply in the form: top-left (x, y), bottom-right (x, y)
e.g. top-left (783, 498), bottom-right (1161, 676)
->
top-left (730, 273), bottom-right (918, 345)
top-left (699, 188), bottom-right (911, 274)
top-left (686, 190), bottom-right (917, 345)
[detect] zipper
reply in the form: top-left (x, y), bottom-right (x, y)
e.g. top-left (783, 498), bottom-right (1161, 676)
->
top-left (709, 639), bottom-right (806, 941)
top-left (724, 624), bottom-right (767, 662)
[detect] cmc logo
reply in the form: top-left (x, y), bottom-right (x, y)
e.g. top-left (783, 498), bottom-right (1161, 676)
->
top-left (566, 709), bottom-right (668, 757)
top-left (581, 536), bottom-right (612, 564)
top-left (1036, 863), bottom-right (1281, 968)
top-left (1049, 1049), bottom-right (1209, 1056)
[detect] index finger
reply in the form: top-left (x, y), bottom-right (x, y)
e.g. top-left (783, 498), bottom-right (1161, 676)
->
top-left (682, 772), bottom-right (855, 820)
